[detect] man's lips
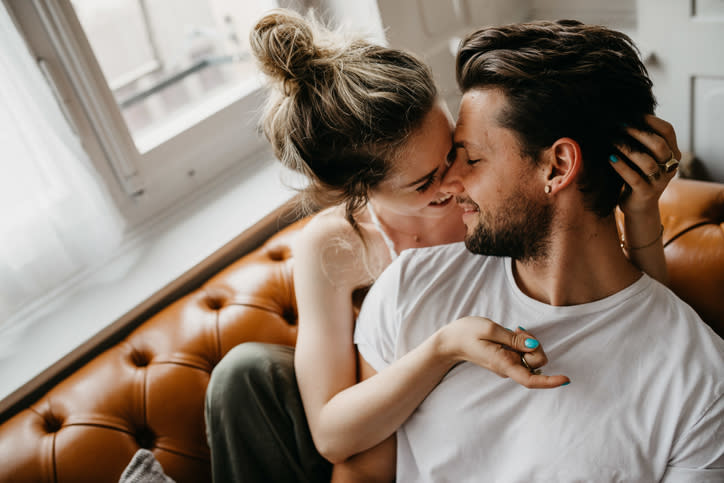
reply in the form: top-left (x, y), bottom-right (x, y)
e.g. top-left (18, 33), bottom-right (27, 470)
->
top-left (455, 196), bottom-right (479, 214)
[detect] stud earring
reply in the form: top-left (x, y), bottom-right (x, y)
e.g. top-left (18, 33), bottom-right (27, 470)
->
top-left (544, 185), bottom-right (552, 194)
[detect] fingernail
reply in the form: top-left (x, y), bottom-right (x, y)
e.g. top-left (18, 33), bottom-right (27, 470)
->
top-left (504, 327), bottom-right (513, 332)
top-left (560, 381), bottom-right (571, 386)
top-left (609, 154), bottom-right (618, 163)
top-left (524, 338), bottom-right (539, 349)
top-left (518, 326), bottom-right (527, 331)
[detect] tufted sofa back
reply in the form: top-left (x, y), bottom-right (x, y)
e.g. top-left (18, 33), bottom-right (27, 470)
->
top-left (0, 178), bottom-right (722, 482)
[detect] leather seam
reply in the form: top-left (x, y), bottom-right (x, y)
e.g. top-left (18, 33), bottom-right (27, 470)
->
top-left (664, 220), bottom-right (715, 247)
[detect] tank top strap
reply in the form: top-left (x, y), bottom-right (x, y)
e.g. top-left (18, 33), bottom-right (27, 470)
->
top-left (367, 203), bottom-right (399, 260)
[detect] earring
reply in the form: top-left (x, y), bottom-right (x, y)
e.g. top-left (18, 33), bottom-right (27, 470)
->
top-left (544, 185), bottom-right (552, 194)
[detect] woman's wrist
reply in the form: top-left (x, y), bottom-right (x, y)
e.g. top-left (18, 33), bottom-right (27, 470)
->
top-left (429, 326), bottom-right (462, 368)
top-left (619, 196), bottom-right (660, 216)
top-left (620, 203), bottom-right (662, 240)
top-left (621, 224), bottom-right (663, 251)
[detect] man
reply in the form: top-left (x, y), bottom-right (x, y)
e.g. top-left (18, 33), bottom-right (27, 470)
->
top-left (354, 20), bottom-right (723, 481)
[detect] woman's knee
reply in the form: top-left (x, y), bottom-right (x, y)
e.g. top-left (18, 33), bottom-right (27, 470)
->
top-left (206, 342), bottom-right (295, 408)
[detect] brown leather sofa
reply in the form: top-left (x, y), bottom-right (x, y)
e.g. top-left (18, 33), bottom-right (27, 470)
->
top-left (0, 178), bottom-right (722, 483)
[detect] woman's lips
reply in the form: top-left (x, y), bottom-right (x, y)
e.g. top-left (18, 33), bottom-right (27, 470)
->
top-left (429, 194), bottom-right (453, 207)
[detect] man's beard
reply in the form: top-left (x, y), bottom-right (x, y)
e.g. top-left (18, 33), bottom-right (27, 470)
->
top-left (463, 189), bottom-right (553, 262)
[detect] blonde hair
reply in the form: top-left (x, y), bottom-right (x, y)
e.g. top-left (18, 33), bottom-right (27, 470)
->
top-left (250, 8), bottom-right (437, 229)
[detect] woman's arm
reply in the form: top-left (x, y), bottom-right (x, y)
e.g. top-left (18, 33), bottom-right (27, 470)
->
top-left (611, 115), bottom-right (681, 284)
top-left (293, 217), bottom-right (456, 463)
top-left (330, 356), bottom-right (396, 483)
top-left (293, 216), bottom-right (369, 462)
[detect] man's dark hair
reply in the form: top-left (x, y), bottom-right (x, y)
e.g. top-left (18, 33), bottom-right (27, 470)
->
top-left (456, 20), bottom-right (656, 216)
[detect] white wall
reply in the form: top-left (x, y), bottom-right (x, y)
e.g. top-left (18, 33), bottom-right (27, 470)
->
top-left (377, 0), bottom-right (530, 113)
top-left (530, 0), bottom-right (636, 28)
top-left (637, 0), bottom-right (724, 181)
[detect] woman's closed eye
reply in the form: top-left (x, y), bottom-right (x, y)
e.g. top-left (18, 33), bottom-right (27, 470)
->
top-left (416, 172), bottom-right (438, 193)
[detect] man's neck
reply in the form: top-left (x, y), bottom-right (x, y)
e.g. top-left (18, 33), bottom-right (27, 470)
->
top-left (511, 218), bottom-right (643, 307)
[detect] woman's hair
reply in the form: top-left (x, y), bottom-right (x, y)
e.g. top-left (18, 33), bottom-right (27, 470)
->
top-left (456, 20), bottom-right (656, 217)
top-left (250, 9), bottom-right (437, 228)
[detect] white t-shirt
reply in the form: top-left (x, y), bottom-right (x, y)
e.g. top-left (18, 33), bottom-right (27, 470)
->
top-left (354, 242), bottom-right (724, 483)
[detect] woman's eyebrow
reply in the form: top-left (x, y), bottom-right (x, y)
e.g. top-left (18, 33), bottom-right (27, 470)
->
top-left (403, 167), bottom-right (438, 188)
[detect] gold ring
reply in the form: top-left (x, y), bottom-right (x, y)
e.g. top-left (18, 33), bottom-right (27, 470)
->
top-left (663, 153), bottom-right (680, 173)
top-left (521, 354), bottom-right (542, 375)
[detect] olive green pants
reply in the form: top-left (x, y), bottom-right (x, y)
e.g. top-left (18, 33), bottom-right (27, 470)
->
top-left (205, 342), bottom-right (332, 483)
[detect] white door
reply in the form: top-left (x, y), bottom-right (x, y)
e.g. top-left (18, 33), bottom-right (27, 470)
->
top-left (637, 0), bottom-right (724, 182)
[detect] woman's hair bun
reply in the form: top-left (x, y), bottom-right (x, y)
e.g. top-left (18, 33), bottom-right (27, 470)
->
top-left (250, 9), bottom-right (320, 86)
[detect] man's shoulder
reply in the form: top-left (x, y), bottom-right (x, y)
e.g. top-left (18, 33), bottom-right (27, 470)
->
top-left (636, 278), bottom-right (724, 391)
top-left (646, 276), bottom-right (722, 340)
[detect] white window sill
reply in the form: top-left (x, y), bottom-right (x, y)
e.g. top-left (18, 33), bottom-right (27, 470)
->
top-left (0, 151), bottom-right (298, 405)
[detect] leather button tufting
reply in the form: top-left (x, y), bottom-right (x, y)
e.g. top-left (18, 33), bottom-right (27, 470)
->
top-left (281, 307), bottom-right (297, 325)
top-left (267, 248), bottom-right (286, 261)
top-left (130, 350), bottom-right (150, 367)
top-left (206, 296), bottom-right (224, 310)
top-left (135, 426), bottom-right (156, 449)
top-left (43, 414), bottom-right (62, 433)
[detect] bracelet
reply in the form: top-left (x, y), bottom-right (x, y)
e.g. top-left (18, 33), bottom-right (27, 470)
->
top-left (620, 224), bottom-right (664, 251)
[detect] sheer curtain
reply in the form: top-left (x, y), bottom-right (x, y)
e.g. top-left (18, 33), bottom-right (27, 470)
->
top-left (0, 7), bottom-right (125, 328)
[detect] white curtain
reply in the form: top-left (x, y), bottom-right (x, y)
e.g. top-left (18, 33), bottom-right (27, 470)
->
top-left (0, 7), bottom-right (125, 328)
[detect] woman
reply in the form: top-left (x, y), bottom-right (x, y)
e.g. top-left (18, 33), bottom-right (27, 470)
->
top-left (205, 9), bottom-right (679, 482)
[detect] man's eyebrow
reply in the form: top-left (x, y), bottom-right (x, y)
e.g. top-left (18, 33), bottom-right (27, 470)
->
top-left (403, 166), bottom-right (439, 188)
top-left (454, 140), bottom-right (483, 153)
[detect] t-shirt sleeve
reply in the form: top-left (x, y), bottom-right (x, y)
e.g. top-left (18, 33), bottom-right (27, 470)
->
top-left (353, 257), bottom-right (404, 373)
top-left (661, 392), bottom-right (724, 482)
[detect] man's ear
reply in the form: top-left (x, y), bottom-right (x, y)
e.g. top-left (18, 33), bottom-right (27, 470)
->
top-left (545, 138), bottom-right (582, 194)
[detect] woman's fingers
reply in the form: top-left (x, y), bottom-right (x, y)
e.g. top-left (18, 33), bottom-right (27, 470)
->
top-left (609, 152), bottom-right (655, 194)
top-left (612, 139), bottom-right (677, 214)
top-left (506, 363), bottom-right (571, 389)
top-left (643, 114), bottom-right (681, 160)
top-left (481, 340), bottom-right (569, 389)
top-left (505, 326), bottom-right (547, 368)
top-left (612, 116), bottom-right (680, 195)
top-left (625, 123), bottom-right (672, 164)
top-left (449, 317), bottom-right (569, 389)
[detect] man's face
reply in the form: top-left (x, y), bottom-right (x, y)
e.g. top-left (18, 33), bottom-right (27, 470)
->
top-left (444, 88), bottom-right (553, 262)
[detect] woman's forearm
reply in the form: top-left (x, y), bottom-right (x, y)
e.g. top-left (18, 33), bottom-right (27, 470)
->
top-left (620, 205), bottom-right (668, 284)
top-left (313, 315), bottom-right (568, 462)
top-left (313, 330), bottom-right (454, 463)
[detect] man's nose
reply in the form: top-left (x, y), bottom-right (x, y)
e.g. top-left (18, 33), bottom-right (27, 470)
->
top-left (441, 158), bottom-right (465, 194)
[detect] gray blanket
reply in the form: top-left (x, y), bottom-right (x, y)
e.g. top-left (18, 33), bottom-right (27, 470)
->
top-left (119, 449), bottom-right (175, 483)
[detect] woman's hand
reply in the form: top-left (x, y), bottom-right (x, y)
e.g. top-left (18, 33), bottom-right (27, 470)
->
top-left (611, 114), bottom-right (681, 216)
top-left (609, 115), bottom-right (680, 284)
top-left (436, 316), bottom-right (570, 389)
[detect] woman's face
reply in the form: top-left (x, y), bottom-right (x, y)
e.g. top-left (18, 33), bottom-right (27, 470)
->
top-left (371, 100), bottom-right (458, 218)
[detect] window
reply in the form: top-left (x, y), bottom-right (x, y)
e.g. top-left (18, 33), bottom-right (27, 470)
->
top-left (6, 0), bottom-right (277, 226)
